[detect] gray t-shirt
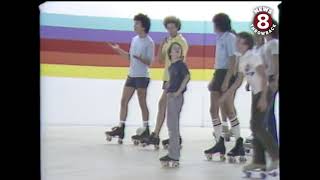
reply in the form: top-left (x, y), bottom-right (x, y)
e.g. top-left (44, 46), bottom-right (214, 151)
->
top-left (214, 32), bottom-right (237, 69)
top-left (129, 35), bottom-right (155, 77)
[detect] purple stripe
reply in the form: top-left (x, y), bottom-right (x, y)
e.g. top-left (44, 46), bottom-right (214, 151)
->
top-left (40, 26), bottom-right (216, 46)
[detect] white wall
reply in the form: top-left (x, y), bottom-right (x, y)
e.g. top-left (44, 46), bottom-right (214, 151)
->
top-left (40, 76), bottom-right (280, 128)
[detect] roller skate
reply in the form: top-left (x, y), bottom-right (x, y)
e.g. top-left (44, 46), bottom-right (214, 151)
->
top-left (266, 159), bottom-right (279, 176)
top-left (159, 155), bottom-right (179, 168)
top-left (105, 125), bottom-right (125, 144)
top-left (227, 137), bottom-right (247, 163)
top-left (140, 132), bottom-right (160, 149)
top-left (131, 126), bottom-right (150, 146)
top-left (204, 137), bottom-right (226, 161)
top-left (244, 135), bottom-right (253, 154)
top-left (243, 163), bottom-right (268, 179)
top-left (162, 136), bottom-right (182, 149)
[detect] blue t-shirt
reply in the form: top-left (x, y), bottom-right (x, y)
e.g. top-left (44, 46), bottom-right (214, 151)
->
top-left (166, 60), bottom-right (190, 93)
top-left (214, 32), bottom-right (237, 69)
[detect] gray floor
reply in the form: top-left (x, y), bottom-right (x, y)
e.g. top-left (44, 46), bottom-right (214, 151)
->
top-left (41, 126), bottom-right (279, 180)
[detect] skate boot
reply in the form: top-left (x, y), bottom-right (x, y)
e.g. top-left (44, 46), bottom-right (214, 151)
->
top-left (162, 136), bottom-right (182, 149)
top-left (243, 163), bottom-right (267, 179)
top-left (131, 126), bottom-right (150, 146)
top-left (227, 137), bottom-right (247, 163)
top-left (159, 155), bottom-right (179, 168)
top-left (266, 159), bottom-right (279, 173)
top-left (204, 137), bottom-right (226, 161)
top-left (105, 125), bottom-right (125, 144)
top-left (244, 135), bottom-right (253, 154)
top-left (140, 132), bottom-right (160, 149)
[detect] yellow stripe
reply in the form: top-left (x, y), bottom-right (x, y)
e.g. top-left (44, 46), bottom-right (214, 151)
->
top-left (41, 64), bottom-right (215, 81)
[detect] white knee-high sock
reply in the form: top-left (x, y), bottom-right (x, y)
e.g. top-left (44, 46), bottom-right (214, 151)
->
top-left (230, 116), bottom-right (240, 139)
top-left (212, 118), bottom-right (222, 139)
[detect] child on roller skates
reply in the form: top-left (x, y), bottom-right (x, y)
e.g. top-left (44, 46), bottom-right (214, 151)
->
top-left (140, 16), bottom-right (188, 150)
top-left (227, 32), bottom-right (279, 173)
top-left (105, 13), bottom-right (155, 145)
top-left (159, 42), bottom-right (190, 168)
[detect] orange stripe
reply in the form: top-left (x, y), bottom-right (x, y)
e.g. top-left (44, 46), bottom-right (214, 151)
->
top-left (40, 51), bottom-right (215, 69)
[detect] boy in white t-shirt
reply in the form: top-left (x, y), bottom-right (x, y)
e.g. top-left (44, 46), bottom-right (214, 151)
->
top-left (221, 32), bottom-right (279, 172)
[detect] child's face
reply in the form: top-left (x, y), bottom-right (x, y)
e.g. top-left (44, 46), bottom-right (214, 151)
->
top-left (213, 23), bottom-right (221, 33)
top-left (134, 20), bottom-right (145, 34)
top-left (170, 44), bottom-right (182, 61)
top-left (236, 38), bottom-right (249, 54)
top-left (166, 23), bottom-right (178, 35)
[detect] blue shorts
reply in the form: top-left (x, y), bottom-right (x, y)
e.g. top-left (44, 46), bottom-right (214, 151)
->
top-left (125, 76), bottom-right (150, 89)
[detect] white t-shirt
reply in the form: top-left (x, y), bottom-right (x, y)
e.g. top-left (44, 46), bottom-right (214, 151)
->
top-left (238, 50), bottom-right (265, 94)
top-left (261, 39), bottom-right (279, 76)
top-left (129, 35), bottom-right (155, 77)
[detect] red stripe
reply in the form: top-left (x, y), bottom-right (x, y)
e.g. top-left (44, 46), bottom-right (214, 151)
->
top-left (41, 38), bottom-right (215, 58)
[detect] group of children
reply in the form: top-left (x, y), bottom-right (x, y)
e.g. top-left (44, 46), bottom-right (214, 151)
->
top-left (104, 13), bottom-right (279, 172)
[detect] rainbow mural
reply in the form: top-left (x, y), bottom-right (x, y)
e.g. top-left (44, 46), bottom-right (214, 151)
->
top-left (40, 12), bottom-right (252, 81)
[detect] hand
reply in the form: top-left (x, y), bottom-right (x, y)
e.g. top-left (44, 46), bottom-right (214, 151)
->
top-left (257, 96), bottom-right (268, 112)
top-left (107, 42), bottom-right (120, 50)
top-left (173, 92), bottom-right (180, 97)
top-left (245, 83), bottom-right (250, 91)
top-left (269, 81), bottom-right (278, 92)
top-left (221, 81), bottom-right (229, 92)
top-left (160, 37), bottom-right (168, 46)
top-left (133, 54), bottom-right (143, 61)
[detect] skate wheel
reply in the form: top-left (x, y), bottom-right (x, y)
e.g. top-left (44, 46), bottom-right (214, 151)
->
top-left (228, 157), bottom-right (236, 163)
top-left (245, 148), bottom-right (250, 154)
top-left (269, 171), bottom-right (278, 177)
top-left (225, 137), bottom-right (230, 142)
top-left (171, 161), bottom-right (179, 168)
top-left (220, 154), bottom-right (226, 161)
top-left (245, 171), bottom-right (251, 178)
top-left (260, 173), bottom-right (267, 179)
top-left (106, 135), bottom-right (112, 142)
top-left (161, 161), bottom-right (169, 167)
top-left (141, 143), bottom-right (147, 147)
top-left (239, 156), bottom-right (247, 163)
top-left (118, 139), bottom-right (123, 144)
top-left (205, 154), bottom-right (212, 161)
top-left (133, 140), bottom-right (139, 146)
top-left (154, 145), bottom-right (160, 150)
top-left (163, 144), bottom-right (168, 149)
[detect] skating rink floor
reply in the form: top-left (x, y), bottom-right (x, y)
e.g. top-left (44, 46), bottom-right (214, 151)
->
top-left (41, 126), bottom-right (280, 180)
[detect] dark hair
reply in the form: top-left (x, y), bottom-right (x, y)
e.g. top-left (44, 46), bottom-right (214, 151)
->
top-left (167, 42), bottom-right (183, 60)
top-left (134, 13), bottom-right (151, 33)
top-left (270, 19), bottom-right (279, 39)
top-left (163, 16), bottom-right (181, 31)
top-left (237, 32), bottom-right (254, 50)
top-left (212, 13), bottom-right (232, 32)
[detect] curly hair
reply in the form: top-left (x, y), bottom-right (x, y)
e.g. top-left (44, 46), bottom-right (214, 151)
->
top-left (134, 13), bottom-right (151, 33)
top-left (163, 16), bottom-right (181, 31)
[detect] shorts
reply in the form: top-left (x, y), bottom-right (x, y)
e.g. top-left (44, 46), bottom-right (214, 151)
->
top-left (208, 69), bottom-right (238, 92)
top-left (125, 76), bottom-right (150, 89)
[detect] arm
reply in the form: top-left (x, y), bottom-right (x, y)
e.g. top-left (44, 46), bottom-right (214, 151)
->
top-left (219, 72), bottom-right (243, 104)
top-left (157, 37), bottom-right (167, 65)
top-left (134, 42), bottom-right (155, 66)
top-left (256, 64), bottom-right (269, 111)
top-left (107, 42), bottom-right (130, 61)
top-left (174, 74), bottom-right (190, 95)
top-left (221, 55), bottom-right (237, 91)
top-left (182, 39), bottom-right (189, 63)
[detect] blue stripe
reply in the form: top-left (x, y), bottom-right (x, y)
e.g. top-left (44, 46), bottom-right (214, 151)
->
top-left (40, 12), bottom-right (252, 34)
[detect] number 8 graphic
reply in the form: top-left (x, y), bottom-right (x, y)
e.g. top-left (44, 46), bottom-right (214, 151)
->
top-left (257, 14), bottom-right (269, 29)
